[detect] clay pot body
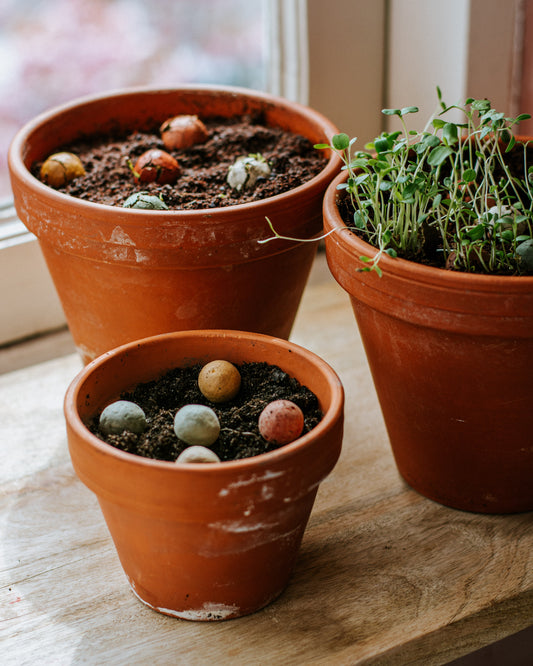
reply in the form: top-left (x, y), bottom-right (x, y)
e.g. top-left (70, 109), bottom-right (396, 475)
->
top-left (8, 86), bottom-right (340, 363)
top-left (323, 171), bottom-right (533, 514)
top-left (64, 330), bottom-right (344, 620)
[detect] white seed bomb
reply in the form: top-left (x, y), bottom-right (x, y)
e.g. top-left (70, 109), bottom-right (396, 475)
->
top-left (173, 404), bottom-right (220, 447)
top-left (227, 154), bottom-right (271, 192)
top-left (99, 400), bottom-right (147, 435)
top-left (176, 446), bottom-right (221, 464)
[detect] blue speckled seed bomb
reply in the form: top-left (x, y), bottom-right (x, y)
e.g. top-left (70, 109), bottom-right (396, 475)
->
top-left (174, 404), bottom-right (220, 447)
top-left (99, 400), bottom-right (147, 435)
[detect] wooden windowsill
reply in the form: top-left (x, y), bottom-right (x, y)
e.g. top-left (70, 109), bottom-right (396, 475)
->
top-left (1, 253), bottom-right (532, 664)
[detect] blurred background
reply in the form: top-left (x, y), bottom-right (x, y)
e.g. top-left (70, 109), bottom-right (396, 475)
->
top-left (0, 0), bottom-right (266, 199)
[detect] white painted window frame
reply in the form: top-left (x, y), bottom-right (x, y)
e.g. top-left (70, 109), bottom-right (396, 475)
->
top-left (0, 0), bottom-right (522, 347)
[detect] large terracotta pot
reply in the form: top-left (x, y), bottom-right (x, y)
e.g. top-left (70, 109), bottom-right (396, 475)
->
top-left (323, 170), bottom-right (533, 514)
top-left (8, 86), bottom-right (340, 363)
top-left (64, 329), bottom-right (344, 620)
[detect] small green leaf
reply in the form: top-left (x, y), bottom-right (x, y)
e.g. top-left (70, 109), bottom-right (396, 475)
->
top-left (505, 135), bottom-right (516, 152)
top-left (400, 106), bottom-right (419, 116)
top-left (313, 143), bottom-right (330, 150)
top-left (500, 229), bottom-right (514, 241)
top-left (427, 145), bottom-right (453, 167)
top-left (374, 137), bottom-right (391, 153)
top-left (354, 173), bottom-right (370, 186)
top-left (353, 211), bottom-right (366, 229)
top-left (442, 122), bottom-right (458, 145)
top-left (418, 134), bottom-right (441, 150)
top-left (401, 183), bottom-right (418, 201)
top-left (381, 108), bottom-right (401, 116)
top-left (332, 133), bottom-right (350, 150)
top-left (462, 168), bottom-right (476, 183)
top-left (471, 99), bottom-right (491, 112)
top-left (466, 224), bottom-right (486, 241)
top-left (349, 158), bottom-right (370, 169)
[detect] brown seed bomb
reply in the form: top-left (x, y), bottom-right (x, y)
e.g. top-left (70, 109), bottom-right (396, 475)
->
top-left (160, 114), bottom-right (208, 150)
top-left (40, 152), bottom-right (86, 188)
top-left (132, 149), bottom-right (180, 185)
top-left (258, 400), bottom-right (304, 446)
top-left (198, 360), bottom-right (241, 403)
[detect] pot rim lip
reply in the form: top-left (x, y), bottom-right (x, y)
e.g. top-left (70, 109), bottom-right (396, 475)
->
top-left (64, 329), bottom-right (345, 474)
top-left (324, 169), bottom-right (533, 288)
top-left (8, 84), bottom-right (341, 220)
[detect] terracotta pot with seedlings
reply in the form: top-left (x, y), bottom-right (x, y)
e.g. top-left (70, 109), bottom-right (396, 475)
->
top-left (8, 86), bottom-right (340, 363)
top-left (64, 329), bottom-right (344, 620)
top-left (320, 91), bottom-right (533, 513)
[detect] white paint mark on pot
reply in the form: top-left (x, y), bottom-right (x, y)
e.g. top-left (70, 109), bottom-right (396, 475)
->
top-left (168, 603), bottom-right (240, 621)
top-left (129, 582), bottom-right (239, 620)
top-left (109, 226), bottom-right (135, 246)
top-left (134, 249), bottom-right (152, 263)
top-left (218, 469), bottom-right (285, 497)
top-left (208, 519), bottom-right (276, 534)
top-left (198, 523), bottom-right (302, 557)
top-left (76, 343), bottom-right (98, 364)
top-left (261, 484), bottom-right (274, 500)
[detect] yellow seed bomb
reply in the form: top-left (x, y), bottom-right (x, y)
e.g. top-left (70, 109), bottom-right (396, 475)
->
top-left (40, 152), bottom-right (86, 188)
top-left (198, 360), bottom-right (241, 403)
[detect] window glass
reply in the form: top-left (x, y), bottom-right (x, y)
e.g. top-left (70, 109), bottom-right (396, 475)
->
top-left (0, 0), bottom-right (266, 199)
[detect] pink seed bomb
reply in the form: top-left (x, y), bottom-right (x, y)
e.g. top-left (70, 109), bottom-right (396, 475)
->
top-left (258, 399), bottom-right (304, 446)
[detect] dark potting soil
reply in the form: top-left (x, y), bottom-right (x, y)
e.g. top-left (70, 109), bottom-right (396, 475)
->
top-left (35, 114), bottom-right (326, 209)
top-left (92, 362), bottom-right (323, 462)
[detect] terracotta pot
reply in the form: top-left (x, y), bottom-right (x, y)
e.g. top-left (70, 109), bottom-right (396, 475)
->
top-left (323, 170), bottom-right (533, 514)
top-left (8, 86), bottom-right (340, 364)
top-left (64, 329), bottom-right (344, 620)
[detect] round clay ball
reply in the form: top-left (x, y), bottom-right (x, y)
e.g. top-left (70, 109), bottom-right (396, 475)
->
top-left (176, 446), bottom-right (221, 464)
top-left (160, 114), bottom-right (208, 150)
top-left (258, 399), bottom-right (304, 446)
top-left (198, 360), bottom-right (241, 403)
top-left (40, 151), bottom-right (85, 188)
top-left (99, 400), bottom-right (147, 435)
top-left (173, 404), bottom-right (220, 447)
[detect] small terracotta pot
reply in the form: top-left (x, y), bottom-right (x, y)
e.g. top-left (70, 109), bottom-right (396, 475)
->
top-left (323, 170), bottom-right (533, 514)
top-left (64, 330), bottom-right (344, 620)
top-left (8, 86), bottom-right (340, 363)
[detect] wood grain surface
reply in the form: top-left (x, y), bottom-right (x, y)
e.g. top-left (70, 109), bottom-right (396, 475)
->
top-left (1, 253), bottom-right (532, 665)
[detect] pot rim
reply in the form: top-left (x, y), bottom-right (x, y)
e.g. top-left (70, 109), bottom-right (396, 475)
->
top-left (64, 328), bottom-right (344, 475)
top-left (324, 169), bottom-right (533, 290)
top-left (8, 84), bottom-right (341, 221)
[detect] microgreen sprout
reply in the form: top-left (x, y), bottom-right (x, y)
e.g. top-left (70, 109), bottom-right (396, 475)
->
top-left (316, 89), bottom-right (533, 275)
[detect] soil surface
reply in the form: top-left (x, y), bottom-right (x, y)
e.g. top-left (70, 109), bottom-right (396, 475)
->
top-left (35, 113), bottom-right (326, 209)
top-left (92, 362), bottom-right (323, 462)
